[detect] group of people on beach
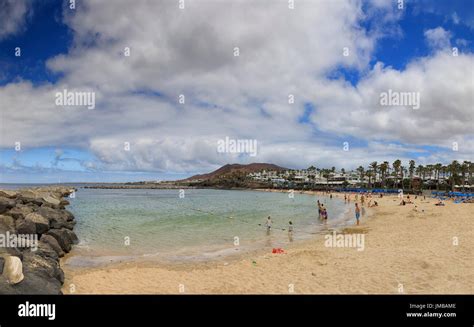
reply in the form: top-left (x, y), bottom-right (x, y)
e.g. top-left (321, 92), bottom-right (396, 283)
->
top-left (263, 191), bottom-right (381, 237)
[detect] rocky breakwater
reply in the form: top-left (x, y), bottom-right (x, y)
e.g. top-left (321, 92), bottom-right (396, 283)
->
top-left (0, 186), bottom-right (78, 294)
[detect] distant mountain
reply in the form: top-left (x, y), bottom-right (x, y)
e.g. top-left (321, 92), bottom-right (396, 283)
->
top-left (184, 163), bottom-right (286, 182)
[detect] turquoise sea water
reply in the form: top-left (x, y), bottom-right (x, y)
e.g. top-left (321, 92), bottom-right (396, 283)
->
top-left (0, 185), bottom-right (352, 265)
top-left (65, 188), bottom-right (351, 265)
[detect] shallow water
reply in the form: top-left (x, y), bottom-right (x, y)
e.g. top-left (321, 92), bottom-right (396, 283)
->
top-left (63, 188), bottom-right (352, 266)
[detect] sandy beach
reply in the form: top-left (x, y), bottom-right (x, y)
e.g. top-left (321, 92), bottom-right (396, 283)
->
top-left (62, 194), bottom-right (474, 294)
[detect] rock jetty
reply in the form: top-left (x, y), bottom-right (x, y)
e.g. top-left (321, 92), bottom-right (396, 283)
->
top-left (0, 186), bottom-right (77, 294)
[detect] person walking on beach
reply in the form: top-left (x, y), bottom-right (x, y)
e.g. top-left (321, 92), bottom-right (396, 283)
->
top-left (265, 216), bottom-right (272, 233)
top-left (355, 203), bottom-right (361, 225)
top-left (361, 194), bottom-right (365, 206)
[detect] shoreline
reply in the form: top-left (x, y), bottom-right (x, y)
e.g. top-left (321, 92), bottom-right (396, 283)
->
top-left (61, 193), bottom-right (473, 294)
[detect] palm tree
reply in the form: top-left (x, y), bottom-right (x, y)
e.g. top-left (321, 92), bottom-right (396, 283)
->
top-left (441, 165), bottom-right (448, 190)
top-left (366, 171), bottom-right (372, 189)
top-left (408, 160), bottom-right (415, 191)
top-left (448, 160), bottom-right (460, 191)
top-left (434, 163), bottom-right (442, 191)
top-left (356, 166), bottom-right (365, 187)
top-left (369, 161), bottom-right (378, 188)
top-left (467, 161), bottom-right (473, 187)
top-left (379, 161), bottom-right (389, 188)
top-left (461, 161), bottom-right (469, 191)
top-left (393, 160), bottom-right (401, 189)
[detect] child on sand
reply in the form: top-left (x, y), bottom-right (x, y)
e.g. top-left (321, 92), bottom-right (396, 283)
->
top-left (355, 203), bottom-right (360, 225)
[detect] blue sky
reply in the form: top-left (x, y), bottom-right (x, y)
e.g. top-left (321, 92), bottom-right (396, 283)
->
top-left (0, 0), bottom-right (473, 183)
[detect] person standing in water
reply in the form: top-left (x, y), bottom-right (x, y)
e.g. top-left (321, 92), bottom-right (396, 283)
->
top-left (265, 216), bottom-right (272, 233)
top-left (288, 220), bottom-right (294, 242)
top-left (355, 203), bottom-right (361, 225)
top-left (322, 208), bottom-right (328, 221)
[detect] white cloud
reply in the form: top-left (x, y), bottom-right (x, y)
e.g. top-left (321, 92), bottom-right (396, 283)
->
top-left (424, 27), bottom-right (452, 50)
top-left (0, 0), bottom-right (472, 174)
top-left (0, 0), bottom-right (31, 40)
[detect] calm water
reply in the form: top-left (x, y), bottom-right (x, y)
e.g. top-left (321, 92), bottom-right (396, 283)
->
top-left (0, 185), bottom-right (351, 265)
top-left (66, 188), bottom-right (351, 264)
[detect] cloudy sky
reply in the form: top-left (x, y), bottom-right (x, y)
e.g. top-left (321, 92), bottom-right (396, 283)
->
top-left (0, 0), bottom-right (473, 183)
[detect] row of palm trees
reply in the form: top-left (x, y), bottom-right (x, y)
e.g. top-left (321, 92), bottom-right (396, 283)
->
top-left (302, 160), bottom-right (473, 191)
top-left (352, 160), bottom-right (473, 191)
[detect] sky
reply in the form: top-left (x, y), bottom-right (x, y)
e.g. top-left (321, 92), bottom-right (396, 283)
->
top-left (0, 0), bottom-right (473, 183)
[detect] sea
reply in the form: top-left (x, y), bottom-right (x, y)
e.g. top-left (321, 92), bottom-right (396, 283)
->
top-left (1, 184), bottom-right (352, 267)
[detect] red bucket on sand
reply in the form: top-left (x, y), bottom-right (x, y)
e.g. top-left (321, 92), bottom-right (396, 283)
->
top-left (272, 248), bottom-right (285, 254)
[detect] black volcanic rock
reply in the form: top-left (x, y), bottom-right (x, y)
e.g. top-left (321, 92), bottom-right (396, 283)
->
top-left (40, 234), bottom-right (65, 258)
top-left (15, 219), bottom-right (37, 235)
top-left (0, 186), bottom-right (76, 294)
top-left (46, 229), bottom-right (73, 253)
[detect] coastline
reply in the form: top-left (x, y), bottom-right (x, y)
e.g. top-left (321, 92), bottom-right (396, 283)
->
top-left (61, 192), bottom-right (473, 294)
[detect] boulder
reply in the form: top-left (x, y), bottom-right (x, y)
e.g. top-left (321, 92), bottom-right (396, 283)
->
top-left (16, 196), bottom-right (44, 207)
top-left (0, 190), bottom-right (18, 198)
top-left (6, 205), bottom-right (34, 220)
top-left (16, 219), bottom-right (37, 235)
top-left (0, 217), bottom-right (22, 259)
top-left (33, 241), bottom-right (59, 261)
top-left (0, 215), bottom-right (15, 232)
top-left (64, 229), bottom-right (79, 244)
top-left (40, 234), bottom-right (65, 257)
top-left (2, 256), bottom-right (24, 284)
top-left (41, 195), bottom-right (61, 207)
top-left (25, 213), bottom-right (50, 234)
top-left (46, 229), bottom-right (72, 253)
top-left (23, 248), bottom-right (64, 284)
top-left (63, 209), bottom-right (75, 222)
top-left (0, 196), bottom-right (15, 214)
top-left (37, 206), bottom-right (75, 229)
top-left (0, 272), bottom-right (62, 295)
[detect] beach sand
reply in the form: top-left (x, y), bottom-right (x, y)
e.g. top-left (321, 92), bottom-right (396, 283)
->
top-left (62, 194), bottom-right (474, 294)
